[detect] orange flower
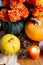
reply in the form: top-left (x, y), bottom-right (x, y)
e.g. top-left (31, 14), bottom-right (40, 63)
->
top-left (10, 3), bottom-right (30, 19)
top-left (10, 0), bottom-right (25, 5)
top-left (8, 9), bottom-right (21, 22)
top-left (34, 0), bottom-right (43, 7)
top-left (0, 8), bottom-right (8, 22)
top-left (32, 6), bottom-right (43, 19)
top-left (25, 0), bottom-right (43, 7)
top-left (25, 0), bottom-right (35, 5)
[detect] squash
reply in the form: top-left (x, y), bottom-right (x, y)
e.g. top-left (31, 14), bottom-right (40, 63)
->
top-left (1, 34), bottom-right (20, 55)
top-left (25, 18), bottom-right (43, 41)
top-left (2, 20), bottom-right (24, 35)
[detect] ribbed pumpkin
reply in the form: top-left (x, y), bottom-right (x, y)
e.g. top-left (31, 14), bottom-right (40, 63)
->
top-left (1, 20), bottom-right (24, 35)
top-left (25, 18), bottom-right (43, 41)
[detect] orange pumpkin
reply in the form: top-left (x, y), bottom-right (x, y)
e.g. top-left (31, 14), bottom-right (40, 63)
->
top-left (25, 18), bottom-right (43, 41)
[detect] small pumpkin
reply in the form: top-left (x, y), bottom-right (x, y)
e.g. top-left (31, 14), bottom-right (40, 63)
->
top-left (25, 18), bottom-right (43, 41)
top-left (2, 20), bottom-right (24, 35)
top-left (1, 34), bottom-right (20, 55)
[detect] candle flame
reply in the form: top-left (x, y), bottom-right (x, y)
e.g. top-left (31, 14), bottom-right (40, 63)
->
top-left (31, 48), bottom-right (37, 53)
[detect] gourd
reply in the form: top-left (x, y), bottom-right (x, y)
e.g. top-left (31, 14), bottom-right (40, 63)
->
top-left (25, 18), bottom-right (43, 41)
top-left (2, 20), bottom-right (24, 35)
top-left (1, 34), bottom-right (20, 55)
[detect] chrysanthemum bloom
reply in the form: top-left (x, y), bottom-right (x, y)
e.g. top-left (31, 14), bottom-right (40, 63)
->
top-left (32, 6), bottom-right (43, 19)
top-left (34, 0), bottom-right (43, 7)
top-left (2, 0), bottom-right (9, 6)
top-left (0, 8), bottom-right (8, 22)
top-left (9, 3), bottom-right (30, 22)
top-left (25, 0), bottom-right (35, 5)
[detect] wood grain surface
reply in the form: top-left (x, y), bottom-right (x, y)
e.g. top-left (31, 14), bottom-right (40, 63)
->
top-left (0, 45), bottom-right (43, 65)
top-left (18, 54), bottom-right (43, 65)
top-left (0, 55), bottom-right (43, 65)
top-left (18, 47), bottom-right (43, 65)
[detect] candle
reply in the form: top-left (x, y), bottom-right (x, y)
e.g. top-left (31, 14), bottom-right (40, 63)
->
top-left (28, 45), bottom-right (40, 59)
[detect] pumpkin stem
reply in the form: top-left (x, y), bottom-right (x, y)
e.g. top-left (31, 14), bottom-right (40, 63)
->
top-left (8, 38), bottom-right (14, 42)
top-left (31, 18), bottom-right (41, 26)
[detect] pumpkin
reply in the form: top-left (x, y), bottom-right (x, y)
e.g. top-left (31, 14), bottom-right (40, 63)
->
top-left (1, 34), bottom-right (20, 55)
top-left (2, 20), bottom-right (24, 34)
top-left (25, 18), bottom-right (43, 41)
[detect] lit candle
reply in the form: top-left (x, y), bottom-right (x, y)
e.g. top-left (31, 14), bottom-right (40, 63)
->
top-left (28, 45), bottom-right (40, 59)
